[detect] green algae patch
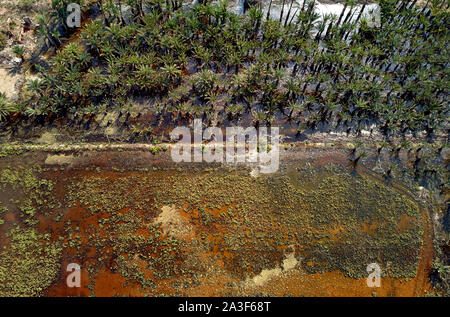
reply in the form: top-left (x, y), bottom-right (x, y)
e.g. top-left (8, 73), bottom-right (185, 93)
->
top-left (147, 165), bottom-right (423, 279)
top-left (295, 166), bottom-right (422, 278)
top-left (0, 159), bottom-right (424, 296)
top-left (0, 167), bottom-right (61, 296)
top-left (0, 227), bottom-right (62, 296)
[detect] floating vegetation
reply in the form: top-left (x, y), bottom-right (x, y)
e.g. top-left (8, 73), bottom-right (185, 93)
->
top-left (0, 227), bottom-right (63, 297)
top-left (0, 150), bottom-right (428, 296)
top-left (0, 167), bottom-right (61, 296)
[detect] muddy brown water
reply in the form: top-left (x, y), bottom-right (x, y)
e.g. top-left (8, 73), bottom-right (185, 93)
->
top-left (0, 148), bottom-right (434, 297)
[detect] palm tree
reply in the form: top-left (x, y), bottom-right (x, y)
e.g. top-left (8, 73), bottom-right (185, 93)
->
top-left (0, 93), bottom-right (16, 121)
top-left (36, 12), bottom-right (60, 47)
top-left (3, 0), bottom-right (441, 142)
top-left (27, 79), bottom-right (44, 97)
top-left (286, 100), bottom-right (303, 121)
top-left (161, 64), bottom-right (182, 86)
top-left (12, 46), bottom-right (25, 61)
top-left (252, 110), bottom-right (265, 128)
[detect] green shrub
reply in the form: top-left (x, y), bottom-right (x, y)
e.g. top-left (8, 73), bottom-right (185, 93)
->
top-left (149, 146), bottom-right (167, 155)
top-left (0, 93), bottom-right (16, 121)
top-left (12, 45), bottom-right (25, 59)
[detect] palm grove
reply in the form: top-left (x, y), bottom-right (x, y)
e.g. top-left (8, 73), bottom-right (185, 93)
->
top-left (1, 0), bottom-right (449, 142)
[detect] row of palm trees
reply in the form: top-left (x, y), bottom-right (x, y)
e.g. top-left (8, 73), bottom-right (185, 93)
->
top-left (2, 0), bottom-right (448, 143)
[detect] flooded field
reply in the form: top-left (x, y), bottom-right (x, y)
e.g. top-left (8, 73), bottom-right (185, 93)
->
top-left (0, 147), bottom-right (433, 297)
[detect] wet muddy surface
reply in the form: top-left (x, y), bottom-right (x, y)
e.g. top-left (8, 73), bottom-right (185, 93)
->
top-left (0, 148), bottom-right (433, 297)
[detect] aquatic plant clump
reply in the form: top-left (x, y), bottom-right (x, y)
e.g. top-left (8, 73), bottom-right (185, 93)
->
top-left (61, 164), bottom-right (424, 282)
top-left (0, 227), bottom-right (63, 297)
top-left (150, 165), bottom-right (423, 279)
top-left (0, 167), bottom-right (62, 296)
top-left (0, 153), bottom-right (426, 296)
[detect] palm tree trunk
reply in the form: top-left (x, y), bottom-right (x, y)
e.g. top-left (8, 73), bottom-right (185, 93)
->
top-left (341, 4), bottom-right (354, 26)
top-left (354, 4), bottom-right (366, 25)
top-left (288, 8), bottom-right (299, 26)
top-left (280, 0), bottom-right (286, 23)
top-left (266, 0), bottom-right (273, 21)
top-left (336, 3), bottom-right (347, 28)
top-left (284, 0), bottom-right (294, 27)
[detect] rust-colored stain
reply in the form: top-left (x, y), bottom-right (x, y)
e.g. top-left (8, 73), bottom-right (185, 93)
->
top-left (0, 150), bottom-right (435, 297)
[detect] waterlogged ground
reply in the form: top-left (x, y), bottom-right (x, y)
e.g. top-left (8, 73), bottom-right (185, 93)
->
top-left (0, 148), bottom-right (433, 296)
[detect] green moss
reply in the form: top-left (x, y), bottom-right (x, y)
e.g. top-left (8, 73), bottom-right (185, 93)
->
top-left (0, 160), bottom-right (425, 295)
top-left (149, 146), bottom-right (167, 155)
top-left (147, 164), bottom-right (423, 279)
top-left (0, 145), bottom-right (24, 158)
top-left (0, 227), bottom-right (62, 296)
top-left (0, 166), bottom-right (61, 296)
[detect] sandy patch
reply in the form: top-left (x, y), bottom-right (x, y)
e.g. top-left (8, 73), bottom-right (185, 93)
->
top-left (250, 168), bottom-right (260, 178)
top-left (0, 68), bottom-right (19, 99)
top-left (153, 205), bottom-right (193, 239)
top-left (45, 154), bottom-right (75, 165)
top-left (246, 251), bottom-right (299, 287)
top-left (36, 131), bottom-right (57, 144)
top-left (251, 267), bottom-right (283, 286)
top-left (282, 252), bottom-right (298, 271)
